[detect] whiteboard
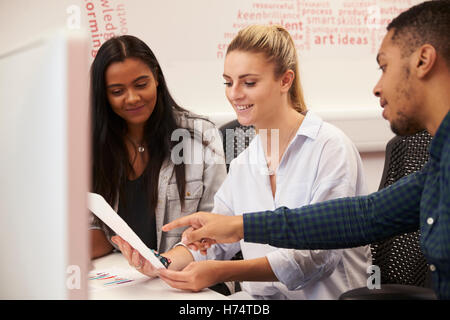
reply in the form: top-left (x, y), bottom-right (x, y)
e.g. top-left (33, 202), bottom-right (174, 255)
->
top-left (80, 0), bottom-right (423, 115)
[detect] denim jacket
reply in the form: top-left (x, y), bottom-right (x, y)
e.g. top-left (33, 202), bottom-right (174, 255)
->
top-left (90, 110), bottom-right (227, 252)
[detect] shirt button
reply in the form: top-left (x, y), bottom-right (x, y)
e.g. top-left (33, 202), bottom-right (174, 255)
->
top-left (430, 264), bottom-right (436, 272)
top-left (427, 217), bottom-right (434, 225)
top-left (186, 192), bottom-right (191, 197)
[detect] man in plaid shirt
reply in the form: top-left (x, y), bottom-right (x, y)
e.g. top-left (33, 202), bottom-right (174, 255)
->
top-left (162, 1), bottom-right (450, 299)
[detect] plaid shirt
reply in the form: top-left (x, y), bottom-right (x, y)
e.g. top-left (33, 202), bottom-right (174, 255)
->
top-left (244, 111), bottom-right (450, 299)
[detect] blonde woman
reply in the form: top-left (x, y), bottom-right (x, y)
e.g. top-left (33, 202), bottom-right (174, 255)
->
top-left (113, 25), bottom-right (371, 300)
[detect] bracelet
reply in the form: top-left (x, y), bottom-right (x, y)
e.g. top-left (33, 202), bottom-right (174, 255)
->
top-left (151, 249), bottom-right (171, 268)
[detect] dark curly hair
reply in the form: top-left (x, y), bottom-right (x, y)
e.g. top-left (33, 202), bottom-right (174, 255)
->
top-left (387, 0), bottom-right (450, 66)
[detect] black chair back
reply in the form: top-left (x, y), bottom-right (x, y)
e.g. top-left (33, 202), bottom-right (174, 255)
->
top-left (371, 130), bottom-right (433, 287)
top-left (339, 130), bottom-right (437, 299)
top-left (219, 120), bottom-right (256, 172)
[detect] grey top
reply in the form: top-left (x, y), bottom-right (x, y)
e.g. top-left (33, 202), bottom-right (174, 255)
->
top-left (90, 109), bottom-right (227, 253)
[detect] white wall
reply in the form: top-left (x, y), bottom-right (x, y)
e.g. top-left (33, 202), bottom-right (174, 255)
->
top-left (360, 151), bottom-right (386, 194)
top-left (1, 0), bottom-right (415, 192)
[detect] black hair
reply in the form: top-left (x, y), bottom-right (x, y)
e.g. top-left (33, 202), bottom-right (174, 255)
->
top-left (90, 35), bottom-right (188, 213)
top-left (387, 0), bottom-right (450, 65)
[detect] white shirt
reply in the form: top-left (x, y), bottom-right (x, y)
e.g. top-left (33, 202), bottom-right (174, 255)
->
top-left (190, 111), bottom-right (372, 300)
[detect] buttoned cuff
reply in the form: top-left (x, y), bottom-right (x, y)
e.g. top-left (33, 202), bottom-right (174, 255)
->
top-left (266, 250), bottom-right (305, 291)
top-left (174, 241), bottom-right (208, 261)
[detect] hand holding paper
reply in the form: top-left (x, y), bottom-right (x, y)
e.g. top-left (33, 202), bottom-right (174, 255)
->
top-left (111, 235), bottom-right (161, 278)
top-left (87, 192), bottom-right (165, 269)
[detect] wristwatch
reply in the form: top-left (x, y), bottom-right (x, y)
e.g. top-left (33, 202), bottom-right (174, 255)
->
top-left (151, 249), bottom-right (171, 268)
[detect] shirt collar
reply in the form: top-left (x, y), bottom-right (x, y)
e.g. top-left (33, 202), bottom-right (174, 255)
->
top-left (430, 111), bottom-right (450, 160)
top-left (430, 110), bottom-right (450, 161)
top-left (253, 110), bottom-right (322, 150)
top-left (295, 110), bottom-right (323, 140)
top-left (251, 110), bottom-right (323, 173)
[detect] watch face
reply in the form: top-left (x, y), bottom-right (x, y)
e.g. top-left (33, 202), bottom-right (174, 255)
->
top-left (152, 249), bottom-right (171, 268)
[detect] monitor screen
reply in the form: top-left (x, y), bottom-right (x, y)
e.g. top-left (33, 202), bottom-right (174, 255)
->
top-left (0, 30), bottom-right (90, 299)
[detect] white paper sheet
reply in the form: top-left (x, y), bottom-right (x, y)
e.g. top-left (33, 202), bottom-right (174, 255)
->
top-left (87, 192), bottom-right (165, 269)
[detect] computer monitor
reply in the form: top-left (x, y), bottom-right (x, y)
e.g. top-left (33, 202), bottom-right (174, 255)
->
top-left (0, 30), bottom-right (90, 299)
